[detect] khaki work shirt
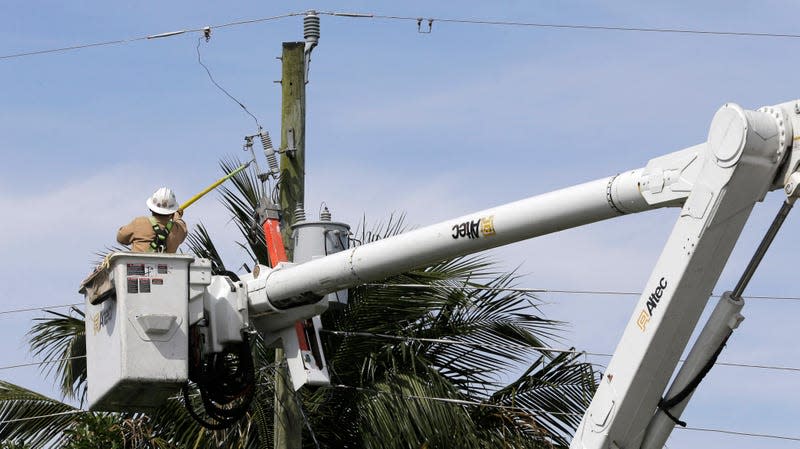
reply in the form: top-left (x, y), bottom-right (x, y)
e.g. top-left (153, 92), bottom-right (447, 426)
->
top-left (116, 214), bottom-right (188, 253)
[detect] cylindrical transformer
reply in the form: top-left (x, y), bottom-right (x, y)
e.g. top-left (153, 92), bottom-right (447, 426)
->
top-left (291, 215), bottom-right (350, 306)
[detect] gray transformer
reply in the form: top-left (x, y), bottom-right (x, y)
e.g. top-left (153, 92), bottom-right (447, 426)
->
top-left (291, 214), bottom-right (350, 306)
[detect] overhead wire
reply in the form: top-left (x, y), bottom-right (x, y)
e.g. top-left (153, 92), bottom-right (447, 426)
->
top-left (1, 331), bottom-right (797, 377)
top-left (320, 329), bottom-right (800, 374)
top-left (364, 283), bottom-right (800, 302)
top-left (2, 388), bottom-right (798, 444)
top-left (0, 12), bottom-right (305, 61)
top-left (0, 356), bottom-right (86, 372)
top-left (681, 426), bottom-right (800, 442)
top-left (5, 10), bottom-right (800, 62)
top-left (0, 410), bottom-right (86, 424)
top-left (0, 303), bottom-right (83, 316)
top-left (3, 283), bottom-right (800, 318)
top-left (327, 383), bottom-right (800, 443)
top-left (320, 11), bottom-right (800, 40)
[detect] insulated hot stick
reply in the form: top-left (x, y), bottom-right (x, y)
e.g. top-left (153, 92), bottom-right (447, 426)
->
top-left (179, 159), bottom-right (253, 211)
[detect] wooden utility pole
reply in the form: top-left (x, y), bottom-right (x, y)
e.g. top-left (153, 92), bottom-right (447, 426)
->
top-left (274, 41), bottom-right (306, 449)
top-left (278, 42), bottom-right (307, 259)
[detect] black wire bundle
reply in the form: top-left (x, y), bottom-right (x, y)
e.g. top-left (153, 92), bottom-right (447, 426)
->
top-left (183, 327), bottom-right (256, 430)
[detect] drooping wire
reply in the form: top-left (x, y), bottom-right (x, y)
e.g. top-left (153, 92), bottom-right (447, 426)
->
top-left (196, 37), bottom-right (261, 129)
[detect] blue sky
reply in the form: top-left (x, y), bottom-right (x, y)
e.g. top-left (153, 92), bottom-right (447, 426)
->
top-left (2, 1), bottom-right (800, 447)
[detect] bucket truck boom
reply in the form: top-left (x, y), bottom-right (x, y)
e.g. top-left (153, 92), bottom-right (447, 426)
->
top-left (81, 99), bottom-right (800, 444)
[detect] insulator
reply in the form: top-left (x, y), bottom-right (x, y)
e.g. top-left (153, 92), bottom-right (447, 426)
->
top-left (260, 130), bottom-right (279, 175)
top-left (294, 204), bottom-right (306, 223)
top-left (304, 12), bottom-right (320, 45)
top-left (320, 206), bottom-right (331, 222)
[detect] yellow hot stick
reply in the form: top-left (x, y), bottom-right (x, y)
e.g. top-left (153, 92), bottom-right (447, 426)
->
top-left (179, 161), bottom-right (252, 211)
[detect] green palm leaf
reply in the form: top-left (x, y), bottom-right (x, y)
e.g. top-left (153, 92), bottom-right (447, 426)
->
top-left (28, 308), bottom-right (86, 402)
top-left (0, 381), bottom-right (80, 448)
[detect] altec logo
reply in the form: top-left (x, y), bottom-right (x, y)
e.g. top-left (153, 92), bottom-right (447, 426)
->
top-left (451, 215), bottom-right (496, 240)
top-left (636, 277), bottom-right (668, 331)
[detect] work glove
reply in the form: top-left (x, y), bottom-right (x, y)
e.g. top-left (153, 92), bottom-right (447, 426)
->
top-left (174, 209), bottom-right (184, 219)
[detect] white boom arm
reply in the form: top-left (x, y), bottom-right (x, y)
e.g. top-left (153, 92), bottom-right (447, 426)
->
top-left (244, 100), bottom-right (799, 448)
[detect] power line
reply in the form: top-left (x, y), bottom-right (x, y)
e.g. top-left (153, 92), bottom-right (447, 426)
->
top-left (0, 12), bottom-right (305, 61)
top-left (680, 426), bottom-right (800, 443)
top-left (0, 303), bottom-right (82, 316)
top-left (8, 281), bottom-right (800, 319)
top-left (0, 356), bottom-right (86, 372)
top-left (2, 282), bottom-right (800, 319)
top-left (321, 329), bottom-right (800, 374)
top-left (364, 283), bottom-right (800, 302)
top-left (7, 285), bottom-right (799, 322)
top-left (0, 410), bottom-right (85, 424)
top-left (2, 387), bottom-right (798, 444)
top-left (322, 11), bottom-right (800, 40)
top-left (5, 10), bottom-right (800, 62)
top-left (331, 383), bottom-right (582, 417)
top-left (330, 383), bottom-right (800, 443)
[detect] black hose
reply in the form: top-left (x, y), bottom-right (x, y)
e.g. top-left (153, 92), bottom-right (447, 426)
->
top-left (183, 331), bottom-right (256, 429)
top-left (657, 331), bottom-right (732, 427)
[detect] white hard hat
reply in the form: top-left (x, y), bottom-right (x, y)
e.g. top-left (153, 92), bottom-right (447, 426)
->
top-left (146, 187), bottom-right (179, 215)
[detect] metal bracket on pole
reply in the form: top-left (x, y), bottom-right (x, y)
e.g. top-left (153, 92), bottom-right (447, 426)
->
top-left (286, 128), bottom-right (297, 158)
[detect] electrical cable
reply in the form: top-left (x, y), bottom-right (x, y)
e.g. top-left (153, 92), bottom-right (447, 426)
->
top-left (196, 37), bottom-right (261, 129)
top-left (7, 285), bottom-right (800, 317)
top-left (330, 383), bottom-right (583, 417)
top-left (319, 329), bottom-right (800, 374)
top-left (2, 288), bottom-right (798, 319)
top-left (321, 11), bottom-right (800, 40)
top-left (5, 10), bottom-right (800, 62)
top-left (0, 356), bottom-right (86, 372)
top-left (679, 426), bottom-right (800, 442)
top-left (0, 303), bottom-right (83, 316)
top-left (0, 340), bottom-right (796, 376)
top-left (3, 389), bottom-right (799, 444)
top-left (182, 328), bottom-right (256, 430)
top-left (0, 410), bottom-right (86, 424)
top-left (0, 12), bottom-right (304, 61)
top-left (363, 283), bottom-right (800, 302)
top-left (327, 383), bottom-right (800, 442)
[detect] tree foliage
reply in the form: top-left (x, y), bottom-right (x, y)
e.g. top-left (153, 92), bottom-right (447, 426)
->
top-left (0, 161), bottom-right (598, 448)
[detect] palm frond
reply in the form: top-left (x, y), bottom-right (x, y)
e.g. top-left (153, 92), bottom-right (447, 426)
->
top-left (480, 351), bottom-right (599, 447)
top-left (27, 308), bottom-right (86, 402)
top-left (217, 158), bottom-right (268, 266)
top-left (185, 223), bottom-right (227, 273)
top-left (0, 381), bottom-right (79, 449)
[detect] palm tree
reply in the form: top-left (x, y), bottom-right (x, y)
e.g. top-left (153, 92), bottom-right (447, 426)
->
top-left (0, 160), bottom-right (598, 448)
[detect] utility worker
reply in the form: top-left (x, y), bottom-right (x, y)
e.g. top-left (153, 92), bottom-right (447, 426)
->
top-left (117, 187), bottom-right (188, 253)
